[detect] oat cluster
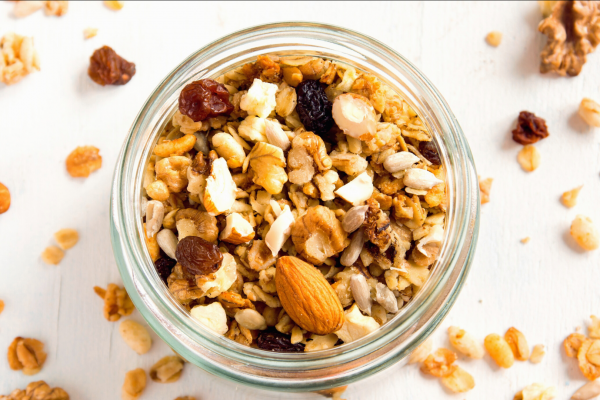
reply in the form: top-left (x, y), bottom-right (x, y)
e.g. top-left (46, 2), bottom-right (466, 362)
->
top-left (0, 33), bottom-right (40, 86)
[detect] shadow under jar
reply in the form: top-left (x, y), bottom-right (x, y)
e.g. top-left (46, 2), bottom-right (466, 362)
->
top-left (110, 22), bottom-right (479, 394)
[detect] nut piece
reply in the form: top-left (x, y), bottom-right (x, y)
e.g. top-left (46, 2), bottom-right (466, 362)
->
top-left (235, 309), bottom-right (267, 330)
top-left (579, 98), bottom-right (600, 127)
top-left (342, 205), bottom-right (369, 233)
top-left (149, 355), bottom-right (184, 383)
top-left (404, 168), bottom-right (443, 190)
top-left (335, 172), bottom-right (374, 206)
top-left (517, 145), bottom-right (541, 172)
top-left (514, 383), bottom-right (556, 400)
top-left (122, 368), bottom-right (146, 400)
top-left (340, 228), bottom-right (366, 267)
top-left (41, 246), bottom-right (64, 265)
top-left (84, 28), bottom-right (98, 40)
top-left (505, 327), bottom-right (531, 361)
top-left (448, 326), bottom-right (484, 359)
top-left (144, 223), bottom-right (160, 261)
top-left (265, 206), bottom-right (295, 256)
top-left (561, 185), bottom-right (583, 208)
top-left (175, 208), bottom-right (218, 243)
top-left (203, 158), bottom-right (237, 215)
top-left (7, 337), bottom-right (47, 376)
top-left (0, 381), bottom-right (70, 400)
top-left (265, 119), bottom-right (291, 151)
top-left (190, 302), bottom-right (228, 335)
top-left (420, 348), bottom-right (458, 377)
top-left (0, 182), bottom-right (10, 214)
top-left (440, 366), bottom-right (475, 393)
top-left (157, 229), bottom-right (178, 259)
top-left (375, 283), bottom-right (398, 313)
top-left (530, 344), bottom-right (546, 364)
top-left (220, 212), bottom-right (255, 244)
top-left (572, 380), bottom-right (600, 400)
top-left (329, 151), bottom-right (369, 176)
top-left (570, 215), bottom-right (600, 251)
top-left (145, 200), bottom-right (164, 238)
top-left (350, 274), bottom-right (372, 315)
top-left (484, 333), bottom-right (515, 368)
top-left (156, 156), bottom-right (191, 193)
top-left (590, 315), bottom-right (600, 339)
top-left (119, 320), bottom-right (152, 355)
top-left (0, 33), bottom-right (41, 85)
top-left (12, 1), bottom-right (44, 18)
top-left (332, 93), bottom-right (377, 140)
top-left (486, 31), bottom-right (503, 47)
top-left (335, 303), bottom-right (380, 343)
top-left (305, 333), bottom-right (338, 352)
top-left (276, 256), bottom-right (345, 335)
top-left (313, 170), bottom-right (339, 201)
top-left (240, 78), bottom-right (278, 118)
top-left (94, 283), bottom-right (134, 322)
top-left (479, 177), bottom-right (493, 204)
top-left (291, 205), bottom-right (350, 265)
top-left (287, 132), bottom-right (332, 185)
top-left (54, 228), bottom-right (79, 250)
top-left (276, 85), bottom-right (297, 117)
top-left (408, 337), bottom-right (432, 364)
top-left (154, 134), bottom-right (196, 157)
top-left (238, 116), bottom-right (268, 142)
top-left (246, 142), bottom-right (288, 195)
top-left (196, 253), bottom-right (237, 298)
top-left (539, 1), bottom-right (600, 77)
top-left (565, 333), bottom-right (587, 357)
top-left (212, 132), bottom-right (246, 168)
top-left (578, 339), bottom-right (600, 380)
top-left (66, 146), bottom-right (102, 178)
top-left (383, 151), bottom-right (420, 173)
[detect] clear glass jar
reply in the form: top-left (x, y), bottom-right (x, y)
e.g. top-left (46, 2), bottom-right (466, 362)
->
top-left (110, 22), bottom-right (479, 394)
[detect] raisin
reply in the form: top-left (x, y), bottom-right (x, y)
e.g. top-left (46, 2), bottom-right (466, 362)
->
top-left (179, 79), bottom-right (233, 122)
top-left (88, 46), bottom-right (136, 86)
top-left (257, 330), bottom-right (305, 353)
top-left (191, 152), bottom-right (211, 175)
top-left (296, 79), bottom-right (334, 136)
top-left (175, 236), bottom-right (223, 276)
top-left (512, 111), bottom-right (549, 145)
top-left (154, 257), bottom-right (177, 284)
top-left (419, 141), bottom-right (441, 165)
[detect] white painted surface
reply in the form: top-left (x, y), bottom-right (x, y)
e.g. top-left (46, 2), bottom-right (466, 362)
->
top-left (1, 1), bottom-right (599, 399)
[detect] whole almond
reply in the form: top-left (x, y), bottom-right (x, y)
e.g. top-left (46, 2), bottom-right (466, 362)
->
top-left (276, 256), bottom-right (344, 335)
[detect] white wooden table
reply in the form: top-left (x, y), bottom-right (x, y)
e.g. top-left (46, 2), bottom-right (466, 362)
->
top-left (1, 1), bottom-right (599, 399)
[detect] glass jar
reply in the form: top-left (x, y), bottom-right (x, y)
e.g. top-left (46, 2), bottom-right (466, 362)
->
top-left (110, 22), bottom-right (479, 394)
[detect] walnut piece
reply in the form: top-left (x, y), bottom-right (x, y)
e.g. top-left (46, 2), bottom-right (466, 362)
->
top-left (246, 142), bottom-right (288, 195)
top-left (539, 1), bottom-right (600, 76)
top-left (155, 156), bottom-right (191, 193)
top-left (420, 348), bottom-right (458, 377)
top-left (291, 205), bottom-right (350, 265)
top-left (479, 177), bottom-right (493, 204)
top-left (363, 198), bottom-right (392, 252)
top-left (287, 132), bottom-right (332, 184)
top-left (0, 381), bottom-right (69, 400)
top-left (7, 337), bottom-right (47, 376)
top-left (175, 208), bottom-right (218, 243)
top-left (93, 283), bottom-right (134, 322)
top-left (248, 239), bottom-right (277, 272)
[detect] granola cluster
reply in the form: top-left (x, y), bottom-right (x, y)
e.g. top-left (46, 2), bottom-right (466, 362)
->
top-left (140, 55), bottom-right (447, 351)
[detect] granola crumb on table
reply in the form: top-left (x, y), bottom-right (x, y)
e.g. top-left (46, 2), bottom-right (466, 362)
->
top-left (0, 182), bottom-right (10, 214)
top-left (0, 381), bottom-right (69, 400)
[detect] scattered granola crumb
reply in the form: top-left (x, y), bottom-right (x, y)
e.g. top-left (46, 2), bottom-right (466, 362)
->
top-left (12, 1), bottom-right (44, 18)
top-left (7, 337), bottom-right (47, 376)
top-left (0, 33), bottom-right (41, 85)
top-left (119, 320), bottom-right (152, 355)
top-left (589, 315), bottom-right (600, 339)
top-left (66, 146), bottom-right (102, 178)
top-left (104, 0), bottom-right (124, 10)
top-left (561, 186), bottom-right (583, 208)
top-left (122, 368), bottom-right (146, 400)
top-left (54, 228), bottom-right (79, 250)
top-left (579, 98), bottom-right (600, 127)
top-left (0, 299), bottom-right (4, 315)
top-left (570, 215), bottom-right (600, 251)
top-left (315, 385), bottom-right (348, 400)
top-left (94, 284), bottom-right (134, 321)
top-left (41, 246), bottom-right (64, 265)
top-left (174, 397), bottom-right (197, 400)
top-left (0, 182), bottom-right (10, 214)
top-left (149, 355), bottom-right (184, 383)
top-left (486, 31), bottom-right (503, 47)
top-left (530, 344), bottom-right (546, 364)
top-left (521, 237), bottom-right (531, 244)
top-left (479, 177), bottom-right (493, 204)
top-left (517, 145), bottom-right (540, 172)
top-left (514, 383), bottom-right (556, 400)
top-left (0, 380), bottom-right (69, 400)
top-left (83, 28), bottom-right (98, 40)
top-left (44, 1), bottom-right (68, 16)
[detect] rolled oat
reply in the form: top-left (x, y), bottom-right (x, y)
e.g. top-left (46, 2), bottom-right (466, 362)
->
top-left (447, 326), bottom-right (484, 359)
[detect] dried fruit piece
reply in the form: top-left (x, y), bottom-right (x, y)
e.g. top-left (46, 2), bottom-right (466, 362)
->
top-left (54, 228), bottom-right (79, 250)
top-left (579, 98), bottom-right (600, 127)
top-left (149, 355), bottom-right (184, 383)
top-left (561, 185), bottom-right (583, 208)
top-left (296, 79), bottom-right (334, 136)
top-left (0, 381), bottom-right (69, 400)
top-left (119, 320), bottom-right (152, 355)
top-left (484, 333), bottom-right (515, 368)
top-left (441, 366), bottom-right (475, 393)
top-left (517, 145), bottom-right (541, 172)
top-left (41, 246), bottom-right (64, 265)
top-left (420, 348), bottom-right (458, 377)
top-left (175, 236), bottom-right (223, 276)
top-left (179, 79), bottom-right (233, 122)
top-left (154, 257), bottom-right (176, 283)
top-left (486, 31), bottom-right (503, 47)
top-left (276, 256), bottom-right (344, 335)
top-left (88, 46), bottom-right (135, 86)
top-left (512, 111), bottom-right (549, 145)
top-left (505, 327), bottom-right (531, 361)
top-left (66, 146), bottom-right (102, 178)
top-left (570, 215), bottom-right (600, 251)
top-left (419, 141), bottom-right (441, 165)
top-left (122, 368), bottom-right (146, 400)
top-left (257, 330), bottom-right (305, 352)
top-left (0, 182), bottom-right (11, 214)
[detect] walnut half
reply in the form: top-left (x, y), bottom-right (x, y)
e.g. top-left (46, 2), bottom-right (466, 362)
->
top-left (538, 1), bottom-right (600, 76)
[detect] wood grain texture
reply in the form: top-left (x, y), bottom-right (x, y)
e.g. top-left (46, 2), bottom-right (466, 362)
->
top-left (0, 1), bottom-right (599, 398)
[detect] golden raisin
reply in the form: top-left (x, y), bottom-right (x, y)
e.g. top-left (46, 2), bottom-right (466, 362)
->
top-left (88, 46), bottom-right (136, 86)
top-left (66, 146), bottom-right (102, 178)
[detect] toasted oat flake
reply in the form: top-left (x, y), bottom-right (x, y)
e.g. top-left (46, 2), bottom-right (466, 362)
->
top-left (54, 228), bottom-right (79, 250)
top-left (570, 215), bottom-right (600, 251)
top-left (84, 28), bottom-right (98, 40)
top-left (561, 186), bottom-right (583, 208)
top-left (514, 383), bottom-right (556, 400)
top-left (517, 145), bottom-right (540, 172)
top-left (486, 31), bottom-right (503, 47)
top-left (41, 246), bottom-right (64, 265)
top-left (530, 344), bottom-right (545, 364)
top-left (440, 366), bottom-right (475, 393)
top-left (479, 177), bottom-right (493, 204)
top-left (579, 98), bottom-right (600, 127)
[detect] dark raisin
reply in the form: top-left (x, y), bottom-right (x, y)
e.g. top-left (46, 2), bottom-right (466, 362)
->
top-left (257, 330), bottom-right (305, 353)
top-left (419, 141), bottom-right (441, 165)
top-left (88, 46), bottom-right (136, 86)
top-left (154, 257), bottom-right (177, 284)
top-left (175, 236), bottom-right (223, 276)
top-left (296, 79), bottom-right (334, 136)
top-left (179, 79), bottom-right (233, 122)
top-left (512, 111), bottom-right (549, 145)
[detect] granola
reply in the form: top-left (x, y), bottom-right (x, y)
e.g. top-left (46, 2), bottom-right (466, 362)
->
top-left (140, 55), bottom-right (447, 351)
top-left (0, 33), bottom-right (41, 85)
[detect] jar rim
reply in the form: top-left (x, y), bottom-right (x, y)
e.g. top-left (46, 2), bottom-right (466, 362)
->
top-left (110, 22), bottom-right (480, 391)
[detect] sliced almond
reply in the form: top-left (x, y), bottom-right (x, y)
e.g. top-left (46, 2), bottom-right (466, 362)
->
top-left (220, 213), bottom-right (255, 244)
top-left (203, 158), bottom-right (237, 216)
top-left (335, 172), bottom-right (374, 205)
top-left (265, 206), bottom-right (295, 256)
